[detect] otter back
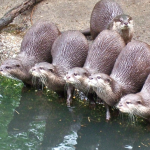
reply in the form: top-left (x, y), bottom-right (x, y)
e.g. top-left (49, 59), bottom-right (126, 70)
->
top-left (84, 30), bottom-right (125, 74)
top-left (90, 0), bottom-right (123, 39)
top-left (111, 40), bottom-right (150, 94)
top-left (51, 31), bottom-right (89, 74)
top-left (21, 21), bottom-right (60, 62)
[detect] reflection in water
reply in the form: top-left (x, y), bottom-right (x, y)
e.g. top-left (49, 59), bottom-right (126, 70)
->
top-left (8, 87), bottom-right (82, 150)
top-left (1, 76), bottom-right (150, 150)
top-left (51, 109), bottom-right (81, 150)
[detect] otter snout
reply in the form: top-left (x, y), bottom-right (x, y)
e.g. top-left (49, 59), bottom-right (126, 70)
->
top-left (30, 68), bottom-right (36, 72)
top-left (0, 65), bottom-right (12, 73)
top-left (29, 67), bottom-right (40, 77)
top-left (124, 22), bottom-right (128, 26)
top-left (66, 76), bottom-right (70, 80)
top-left (64, 75), bottom-right (71, 82)
top-left (64, 75), bottom-right (71, 81)
top-left (116, 102), bottom-right (123, 108)
top-left (1, 65), bottom-right (11, 70)
top-left (89, 76), bottom-right (93, 80)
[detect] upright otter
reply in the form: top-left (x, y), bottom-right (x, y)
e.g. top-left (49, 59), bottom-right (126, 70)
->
top-left (64, 30), bottom-right (125, 103)
top-left (0, 21), bottom-right (60, 85)
top-left (30, 31), bottom-right (89, 106)
top-left (88, 40), bottom-right (150, 120)
top-left (117, 74), bottom-right (150, 122)
top-left (82, 0), bottom-right (134, 44)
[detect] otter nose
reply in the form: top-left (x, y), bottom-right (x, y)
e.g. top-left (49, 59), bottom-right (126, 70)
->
top-left (31, 68), bottom-right (36, 71)
top-left (118, 103), bottom-right (123, 108)
top-left (89, 77), bottom-right (93, 80)
top-left (66, 76), bottom-right (70, 79)
top-left (124, 22), bottom-right (128, 26)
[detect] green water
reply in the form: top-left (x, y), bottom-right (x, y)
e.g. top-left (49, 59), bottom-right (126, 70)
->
top-left (0, 76), bottom-right (150, 150)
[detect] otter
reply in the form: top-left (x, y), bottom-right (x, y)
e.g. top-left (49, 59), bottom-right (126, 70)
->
top-left (81, 0), bottom-right (134, 44)
top-left (88, 40), bottom-right (150, 120)
top-left (30, 31), bottom-right (89, 106)
top-left (107, 14), bottom-right (133, 44)
top-left (117, 74), bottom-right (150, 122)
top-left (64, 30), bottom-right (125, 104)
top-left (0, 21), bottom-right (60, 85)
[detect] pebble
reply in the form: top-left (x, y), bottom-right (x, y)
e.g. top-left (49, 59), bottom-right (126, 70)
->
top-left (0, 32), bottom-right (22, 64)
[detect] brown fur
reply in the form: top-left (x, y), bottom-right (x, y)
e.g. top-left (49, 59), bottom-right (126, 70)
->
top-left (90, 0), bottom-right (123, 39)
top-left (81, 0), bottom-right (133, 44)
top-left (0, 21), bottom-right (60, 85)
top-left (88, 40), bottom-right (150, 120)
top-left (65, 30), bottom-right (125, 103)
top-left (88, 40), bottom-right (150, 106)
top-left (30, 30), bottom-right (89, 106)
top-left (117, 74), bottom-right (150, 121)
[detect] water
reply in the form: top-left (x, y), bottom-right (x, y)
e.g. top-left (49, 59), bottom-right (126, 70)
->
top-left (0, 76), bottom-right (150, 150)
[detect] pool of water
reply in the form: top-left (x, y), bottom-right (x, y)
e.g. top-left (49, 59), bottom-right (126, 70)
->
top-left (0, 76), bottom-right (150, 150)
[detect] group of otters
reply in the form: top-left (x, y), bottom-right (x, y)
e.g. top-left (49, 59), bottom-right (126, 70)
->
top-left (1, 0), bottom-right (150, 121)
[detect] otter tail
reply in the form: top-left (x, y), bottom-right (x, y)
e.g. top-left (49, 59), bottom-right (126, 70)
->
top-left (80, 28), bottom-right (91, 36)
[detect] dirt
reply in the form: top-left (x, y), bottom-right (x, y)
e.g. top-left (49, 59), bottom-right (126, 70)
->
top-left (0, 0), bottom-right (150, 64)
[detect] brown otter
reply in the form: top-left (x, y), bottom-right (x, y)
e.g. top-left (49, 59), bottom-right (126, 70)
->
top-left (64, 30), bottom-right (125, 103)
top-left (107, 14), bottom-right (133, 44)
top-left (0, 21), bottom-right (60, 85)
top-left (117, 74), bottom-right (150, 122)
top-left (30, 31), bottom-right (89, 106)
top-left (81, 0), bottom-right (134, 44)
top-left (87, 40), bottom-right (150, 120)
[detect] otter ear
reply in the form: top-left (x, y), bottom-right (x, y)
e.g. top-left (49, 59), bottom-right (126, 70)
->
top-left (137, 100), bottom-right (142, 104)
top-left (126, 101), bottom-right (131, 105)
top-left (84, 72), bottom-right (89, 77)
top-left (74, 73), bottom-right (78, 76)
top-left (48, 68), bottom-right (54, 72)
top-left (105, 78), bottom-right (111, 84)
top-left (16, 64), bottom-right (20, 68)
top-left (39, 67), bottom-right (44, 70)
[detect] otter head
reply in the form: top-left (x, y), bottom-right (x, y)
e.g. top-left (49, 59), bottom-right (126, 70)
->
top-left (109, 14), bottom-right (134, 44)
top-left (64, 67), bottom-right (89, 85)
top-left (88, 73), bottom-right (122, 106)
top-left (30, 62), bottom-right (56, 85)
top-left (0, 58), bottom-right (27, 82)
top-left (117, 93), bottom-right (150, 119)
top-left (112, 14), bottom-right (133, 30)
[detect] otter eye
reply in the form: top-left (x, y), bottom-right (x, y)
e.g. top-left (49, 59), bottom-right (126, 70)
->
top-left (128, 17), bottom-right (132, 21)
top-left (5, 66), bottom-right (11, 69)
top-left (106, 78), bottom-right (111, 83)
top-left (74, 73), bottom-right (78, 76)
top-left (97, 76), bottom-right (101, 79)
top-left (137, 101), bottom-right (141, 104)
top-left (48, 69), bottom-right (53, 72)
top-left (126, 101), bottom-right (131, 104)
top-left (16, 64), bottom-right (20, 67)
top-left (39, 67), bottom-right (44, 70)
top-left (84, 72), bottom-right (88, 76)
